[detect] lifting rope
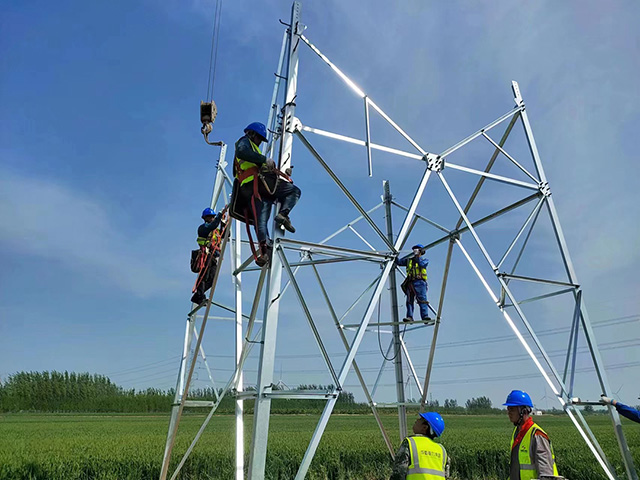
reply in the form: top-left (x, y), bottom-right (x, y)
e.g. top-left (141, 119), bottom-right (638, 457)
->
top-left (201, 0), bottom-right (224, 146)
top-left (206, 0), bottom-right (223, 103)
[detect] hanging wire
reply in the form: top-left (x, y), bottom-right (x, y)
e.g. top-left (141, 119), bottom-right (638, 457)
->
top-left (205, 0), bottom-right (223, 101)
top-left (377, 296), bottom-right (407, 362)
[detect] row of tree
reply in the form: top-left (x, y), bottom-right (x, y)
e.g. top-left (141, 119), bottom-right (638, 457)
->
top-left (1, 371), bottom-right (555, 415)
top-left (0, 372), bottom-right (363, 414)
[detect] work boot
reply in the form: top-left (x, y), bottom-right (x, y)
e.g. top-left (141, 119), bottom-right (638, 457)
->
top-left (275, 212), bottom-right (296, 233)
top-left (255, 242), bottom-right (272, 267)
top-left (191, 293), bottom-right (206, 305)
top-left (402, 316), bottom-right (414, 323)
top-left (422, 316), bottom-right (434, 325)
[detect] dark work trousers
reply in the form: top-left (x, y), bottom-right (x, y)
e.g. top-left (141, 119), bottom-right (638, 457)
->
top-left (257, 180), bottom-right (301, 244)
top-left (191, 255), bottom-right (217, 304)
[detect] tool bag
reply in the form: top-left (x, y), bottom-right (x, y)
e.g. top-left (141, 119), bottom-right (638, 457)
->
top-left (190, 249), bottom-right (203, 273)
top-left (400, 276), bottom-right (412, 295)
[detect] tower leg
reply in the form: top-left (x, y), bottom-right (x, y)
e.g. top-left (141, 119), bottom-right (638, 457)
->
top-left (383, 180), bottom-right (407, 440)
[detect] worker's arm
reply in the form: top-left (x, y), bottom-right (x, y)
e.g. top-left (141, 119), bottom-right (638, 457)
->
top-left (417, 256), bottom-right (429, 268)
top-left (235, 136), bottom-right (268, 166)
top-left (389, 438), bottom-right (410, 480)
top-left (530, 432), bottom-right (555, 476)
top-left (198, 211), bottom-right (224, 237)
top-left (616, 403), bottom-right (640, 424)
top-left (396, 256), bottom-right (408, 267)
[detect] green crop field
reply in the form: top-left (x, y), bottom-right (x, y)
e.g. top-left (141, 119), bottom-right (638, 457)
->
top-left (0, 413), bottom-right (638, 480)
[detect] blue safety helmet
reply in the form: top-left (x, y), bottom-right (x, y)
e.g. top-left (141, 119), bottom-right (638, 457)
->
top-left (201, 207), bottom-right (216, 219)
top-left (412, 244), bottom-right (425, 250)
top-left (244, 122), bottom-right (268, 143)
top-left (419, 412), bottom-right (445, 437)
top-left (503, 390), bottom-right (533, 407)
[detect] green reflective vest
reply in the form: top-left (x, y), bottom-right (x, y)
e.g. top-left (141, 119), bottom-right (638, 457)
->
top-left (510, 422), bottom-right (558, 480)
top-left (235, 140), bottom-right (262, 186)
top-left (407, 435), bottom-right (447, 479)
top-left (407, 258), bottom-right (427, 281)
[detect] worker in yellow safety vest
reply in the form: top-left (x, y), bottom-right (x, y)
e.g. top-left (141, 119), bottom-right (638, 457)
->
top-left (396, 244), bottom-right (432, 323)
top-left (234, 122), bottom-right (301, 266)
top-left (504, 390), bottom-right (560, 480)
top-left (191, 206), bottom-right (227, 305)
top-left (390, 412), bottom-right (450, 479)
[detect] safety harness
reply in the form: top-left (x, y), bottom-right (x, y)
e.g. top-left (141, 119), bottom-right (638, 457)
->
top-left (232, 141), bottom-right (293, 263)
top-left (192, 216), bottom-right (229, 294)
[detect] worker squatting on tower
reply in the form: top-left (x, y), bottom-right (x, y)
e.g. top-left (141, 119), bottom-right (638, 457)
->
top-left (397, 244), bottom-right (432, 323)
top-left (190, 206), bottom-right (227, 305)
top-left (232, 122), bottom-right (301, 266)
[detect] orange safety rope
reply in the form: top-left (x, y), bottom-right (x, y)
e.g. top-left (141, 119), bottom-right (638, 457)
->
top-left (192, 212), bottom-right (230, 293)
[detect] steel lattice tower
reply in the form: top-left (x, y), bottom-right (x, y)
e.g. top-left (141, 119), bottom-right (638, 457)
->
top-left (159, 3), bottom-right (638, 480)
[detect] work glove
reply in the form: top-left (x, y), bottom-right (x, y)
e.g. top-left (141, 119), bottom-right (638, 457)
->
top-left (600, 395), bottom-right (614, 405)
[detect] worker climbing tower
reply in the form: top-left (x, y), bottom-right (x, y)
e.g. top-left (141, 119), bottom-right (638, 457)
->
top-left (159, 2), bottom-right (638, 480)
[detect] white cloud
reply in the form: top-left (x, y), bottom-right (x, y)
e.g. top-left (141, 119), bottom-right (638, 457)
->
top-left (0, 168), bottom-right (182, 297)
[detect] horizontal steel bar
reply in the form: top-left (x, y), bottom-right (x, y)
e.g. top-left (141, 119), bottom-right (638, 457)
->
top-left (302, 125), bottom-right (424, 161)
top-left (499, 273), bottom-right (579, 288)
top-left (182, 400), bottom-right (216, 408)
top-left (235, 391), bottom-right (338, 400)
top-left (242, 255), bottom-right (378, 273)
top-left (509, 287), bottom-right (576, 306)
top-left (279, 238), bottom-right (393, 259)
top-left (445, 161), bottom-right (540, 190)
top-left (266, 391), bottom-right (338, 400)
top-left (341, 320), bottom-right (434, 328)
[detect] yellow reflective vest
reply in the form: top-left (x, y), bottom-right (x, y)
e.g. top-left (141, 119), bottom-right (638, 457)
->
top-left (197, 229), bottom-right (220, 249)
top-left (407, 258), bottom-right (427, 281)
top-left (235, 140), bottom-right (262, 186)
top-left (510, 422), bottom-right (558, 480)
top-left (407, 435), bottom-right (447, 479)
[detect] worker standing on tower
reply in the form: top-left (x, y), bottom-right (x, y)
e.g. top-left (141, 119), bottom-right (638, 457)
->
top-left (232, 122), bottom-right (301, 266)
top-left (390, 412), bottom-right (450, 479)
top-left (504, 390), bottom-right (559, 480)
top-left (190, 206), bottom-right (226, 305)
top-left (397, 244), bottom-right (431, 323)
top-left (600, 395), bottom-right (640, 424)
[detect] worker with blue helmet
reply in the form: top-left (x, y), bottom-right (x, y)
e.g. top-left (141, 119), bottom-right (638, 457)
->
top-left (396, 243), bottom-right (431, 323)
top-left (504, 390), bottom-right (559, 480)
top-left (600, 395), bottom-right (640, 424)
top-left (390, 411), bottom-right (450, 479)
top-left (190, 205), bottom-right (227, 305)
top-left (233, 122), bottom-right (301, 267)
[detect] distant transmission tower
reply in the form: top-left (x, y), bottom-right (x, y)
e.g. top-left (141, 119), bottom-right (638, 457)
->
top-left (159, 3), bottom-right (638, 480)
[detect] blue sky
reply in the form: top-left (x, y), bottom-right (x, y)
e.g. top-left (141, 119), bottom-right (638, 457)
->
top-left (1, 0), bottom-right (639, 412)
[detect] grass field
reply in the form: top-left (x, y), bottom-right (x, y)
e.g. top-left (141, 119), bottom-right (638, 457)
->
top-left (0, 413), bottom-right (638, 479)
